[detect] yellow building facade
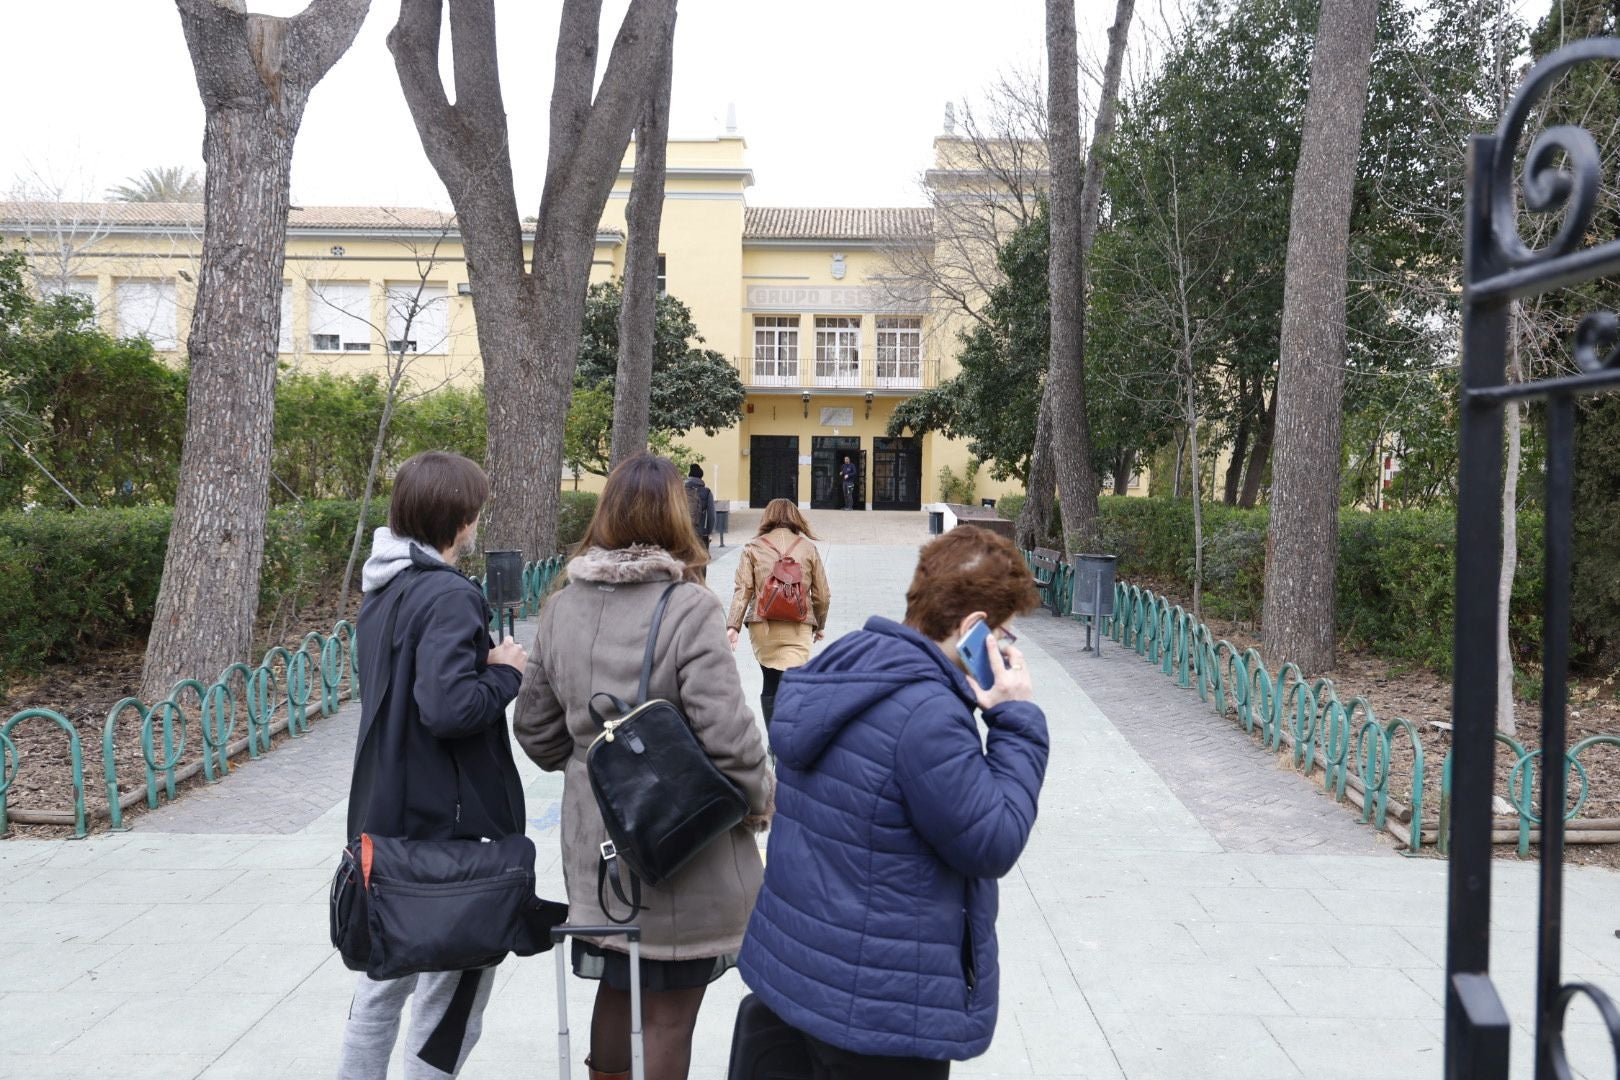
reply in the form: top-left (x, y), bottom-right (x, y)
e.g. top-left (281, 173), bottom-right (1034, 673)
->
top-left (1, 134), bottom-right (1048, 511)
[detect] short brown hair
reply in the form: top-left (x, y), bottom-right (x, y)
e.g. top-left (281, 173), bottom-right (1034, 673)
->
top-left (389, 451), bottom-right (490, 552)
top-left (756, 498), bottom-right (818, 540)
top-left (575, 453), bottom-right (708, 582)
top-left (904, 526), bottom-right (1039, 641)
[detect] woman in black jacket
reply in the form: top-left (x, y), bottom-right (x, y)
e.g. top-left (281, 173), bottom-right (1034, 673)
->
top-left (337, 451), bottom-right (528, 1080)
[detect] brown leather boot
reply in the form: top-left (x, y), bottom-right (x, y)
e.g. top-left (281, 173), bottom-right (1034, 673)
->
top-left (585, 1058), bottom-right (629, 1080)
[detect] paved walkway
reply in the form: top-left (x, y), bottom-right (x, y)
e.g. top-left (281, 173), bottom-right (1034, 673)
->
top-left (2, 531), bottom-right (1618, 1079)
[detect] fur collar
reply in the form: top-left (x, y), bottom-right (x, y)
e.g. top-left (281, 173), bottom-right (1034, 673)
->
top-left (567, 544), bottom-right (687, 585)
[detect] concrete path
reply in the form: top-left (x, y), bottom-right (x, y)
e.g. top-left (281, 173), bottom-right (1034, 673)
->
top-left (2, 532), bottom-right (1618, 1079)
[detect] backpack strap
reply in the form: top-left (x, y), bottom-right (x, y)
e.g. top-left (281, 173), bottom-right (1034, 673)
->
top-left (635, 581), bottom-right (684, 706)
top-left (345, 570), bottom-right (422, 841)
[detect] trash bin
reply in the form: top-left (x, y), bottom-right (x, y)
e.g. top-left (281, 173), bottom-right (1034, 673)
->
top-left (714, 508), bottom-right (730, 546)
top-left (928, 510), bottom-right (944, 536)
top-left (1070, 554), bottom-right (1117, 655)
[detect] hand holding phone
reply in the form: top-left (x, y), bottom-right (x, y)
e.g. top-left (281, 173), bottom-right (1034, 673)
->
top-left (957, 619), bottom-right (1034, 709)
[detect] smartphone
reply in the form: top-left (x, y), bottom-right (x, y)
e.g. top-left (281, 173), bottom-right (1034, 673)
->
top-left (957, 618), bottom-right (997, 688)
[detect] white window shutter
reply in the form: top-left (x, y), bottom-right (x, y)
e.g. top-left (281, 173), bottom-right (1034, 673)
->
top-left (385, 283), bottom-right (448, 353)
top-left (115, 279), bottom-right (178, 350)
top-left (308, 281), bottom-right (371, 351)
top-left (279, 282), bottom-right (293, 354)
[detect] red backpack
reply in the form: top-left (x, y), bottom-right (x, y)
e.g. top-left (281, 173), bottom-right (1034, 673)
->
top-left (753, 536), bottom-right (811, 623)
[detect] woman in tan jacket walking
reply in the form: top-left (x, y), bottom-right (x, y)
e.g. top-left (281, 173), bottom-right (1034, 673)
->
top-left (514, 454), bottom-right (772, 1080)
top-left (726, 498), bottom-right (831, 727)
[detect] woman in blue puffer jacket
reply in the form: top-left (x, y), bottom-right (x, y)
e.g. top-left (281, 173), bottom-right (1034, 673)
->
top-left (737, 526), bottom-right (1049, 1078)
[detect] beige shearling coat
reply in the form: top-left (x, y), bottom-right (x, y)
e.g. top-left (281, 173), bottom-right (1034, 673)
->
top-left (726, 528), bottom-right (831, 671)
top-left (513, 545), bottom-right (771, 961)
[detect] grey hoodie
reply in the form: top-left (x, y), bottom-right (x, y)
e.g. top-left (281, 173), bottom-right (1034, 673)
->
top-left (361, 526), bottom-right (447, 594)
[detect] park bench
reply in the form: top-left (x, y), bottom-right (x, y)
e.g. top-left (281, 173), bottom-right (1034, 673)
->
top-left (1031, 547), bottom-right (1064, 616)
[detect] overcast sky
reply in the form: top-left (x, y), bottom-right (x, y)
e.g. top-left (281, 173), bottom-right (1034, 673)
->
top-left (0, 0), bottom-right (1142, 211)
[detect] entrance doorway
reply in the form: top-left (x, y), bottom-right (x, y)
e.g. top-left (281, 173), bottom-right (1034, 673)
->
top-left (811, 436), bottom-right (864, 510)
top-left (749, 435), bottom-right (799, 508)
top-left (872, 437), bottom-right (922, 511)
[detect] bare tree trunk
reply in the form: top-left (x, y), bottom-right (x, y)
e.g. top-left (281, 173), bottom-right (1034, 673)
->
top-left (1172, 429), bottom-right (1185, 499)
top-left (391, 0), bottom-right (676, 557)
top-left (1017, 390), bottom-right (1056, 548)
top-left (1497, 304), bottom-right (1524, 736)
top-left (1224, 391), bottom-right (1252, 506)
top-left (142, 0), bottom-right (369, 702)
top-left (1239, 388), bottom-right (1275, 508)
top-left (611, 14), bottom-right (675, 467)
top-left (1186, 371), bottom-right (1204, 620)
top-left (1113, 448), bottom-right (1134, 495)
top-left (1045, 0), bottom-right (1132, 553)
top-left (1260, 0), bottom-right (1379, 675)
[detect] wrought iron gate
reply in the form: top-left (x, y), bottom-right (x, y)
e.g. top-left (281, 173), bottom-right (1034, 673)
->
top-left (1449, 39), bottom-right (1620, 1080)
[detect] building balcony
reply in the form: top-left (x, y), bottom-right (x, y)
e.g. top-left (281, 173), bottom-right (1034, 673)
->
top-left (733, 354), bottom-right (941, 393)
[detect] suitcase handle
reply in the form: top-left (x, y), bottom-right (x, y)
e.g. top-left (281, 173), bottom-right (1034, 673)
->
top-left (553, 924), bottom-right (644, 1080)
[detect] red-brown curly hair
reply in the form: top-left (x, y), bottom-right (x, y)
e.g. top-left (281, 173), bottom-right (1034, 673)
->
top-left (904, 525), bottom-right (1040, 641)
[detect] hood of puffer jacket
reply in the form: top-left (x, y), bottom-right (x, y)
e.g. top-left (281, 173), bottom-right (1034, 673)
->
top-left (566, 545), bottom-right (688, 585)
top-left (771, 616), bottom-right (978, 772)
top-left (361, 527), bottom-right (448, 593)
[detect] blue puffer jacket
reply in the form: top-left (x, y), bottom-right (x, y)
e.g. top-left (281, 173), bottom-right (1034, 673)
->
top-left (737, 617), bottom-right (1049, 1060)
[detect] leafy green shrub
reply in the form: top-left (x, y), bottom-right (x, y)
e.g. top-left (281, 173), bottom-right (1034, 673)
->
top-left (557, 492), bottom-right (599, 553)
top-left (1088, 496), bottom-right (1557, 677)
top-left (995, 493), bottom-right (1027, 523)
top-left (938, 463), bottom-right (979, 505)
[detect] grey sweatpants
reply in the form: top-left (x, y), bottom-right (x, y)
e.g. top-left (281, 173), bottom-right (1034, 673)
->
top-left (337, 968), bottom-right (496, 1079)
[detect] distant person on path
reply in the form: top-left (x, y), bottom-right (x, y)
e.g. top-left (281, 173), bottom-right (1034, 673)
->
top-left (514, 454), bottom-right (773, 1080)
top-left (337, 451), bottom-right (529, 1080)
top-left (726, 499), bottom-right (830, 730)
top-left (839, 455), bottom-right (858, 510)
top-left (684, 463), bottom-right (715, 577)
top-left (737, 526), bottom-right (1048, 1077)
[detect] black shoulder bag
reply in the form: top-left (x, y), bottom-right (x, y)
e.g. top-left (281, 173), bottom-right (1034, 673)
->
top-left (329, 571), bottom-right (567, 979)
top-left (589, 581), bottom-right (750, 924)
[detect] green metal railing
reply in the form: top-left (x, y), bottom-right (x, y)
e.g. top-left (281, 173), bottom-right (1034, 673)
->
top-left (1031, 556), bottom-right (1617, 856)
top-left (0, 554), bottom-right (568, 839)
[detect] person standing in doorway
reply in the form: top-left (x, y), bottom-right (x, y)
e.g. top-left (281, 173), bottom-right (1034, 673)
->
top-left (726, 499), bottom-right (830, 729)
top-left (684, 464), bottom-right (715, 578)
top-left (839, 456), bottom-right (858, 511)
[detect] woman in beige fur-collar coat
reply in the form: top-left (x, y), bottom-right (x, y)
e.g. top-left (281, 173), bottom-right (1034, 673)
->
top-left (514, 454), bottom-right (771, 1080)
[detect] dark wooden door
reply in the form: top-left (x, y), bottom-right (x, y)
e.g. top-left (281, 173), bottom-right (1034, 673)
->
top-left (749, 435), bottom-right (799, 508)
top-left (811, 436), bottom-right (864, 509)
top-left (872, 437), bottom-right (922, 510)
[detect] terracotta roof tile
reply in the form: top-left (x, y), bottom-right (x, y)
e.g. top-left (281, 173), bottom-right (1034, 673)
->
top-left (743, 207), bottom-right (933, 241)
top-left (0, 202), bottom-right (625, 238)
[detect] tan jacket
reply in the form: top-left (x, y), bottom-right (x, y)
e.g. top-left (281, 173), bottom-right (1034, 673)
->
top-left (513, 545), bottom-right (772, 960)
top-left (726, 528), bottom-right (831, 670)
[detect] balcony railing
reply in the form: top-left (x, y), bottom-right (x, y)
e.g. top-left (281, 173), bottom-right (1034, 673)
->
top-left (734, 354), bottom-right (941, 392)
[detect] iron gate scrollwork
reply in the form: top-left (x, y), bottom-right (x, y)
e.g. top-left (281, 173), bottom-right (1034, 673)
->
top-left (1451, 37), bottom-right (1620, 1080)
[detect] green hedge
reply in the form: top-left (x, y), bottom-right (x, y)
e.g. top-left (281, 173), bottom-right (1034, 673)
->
top-left (0, 493), bottom-right (604, 687)
top-left (1029, 496), bottom-right (1555, 677)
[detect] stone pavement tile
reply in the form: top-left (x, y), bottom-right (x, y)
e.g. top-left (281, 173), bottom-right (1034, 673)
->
top-left (1008, 1004), bottom-right (1123, 1078)
top-left (0, 865), bottom-right (110, 902)
top-left (53, 866), bottom-right (243, 906)
top-left (1185, 922), bottom-right (1338, 968)
top-left (1125, 851), bottom-right (1264, 889)
top-left (197, 866), bottom-right (331, 906)
top-left (1258, 965), bottom-right (1437, 1019)
top-left (1052, 916), bottom-right (1208, 965)
top-left (0, 900), bottom-right (152, 944)
top-left (6, 832), bottom-right (139, 870)
top-left (1260, 1017), bottom-right (1442, 1078)
top-left (1079, 961), bottom-right (1293, 1023)
top-left (100, 901), bottom-right (260, 946)
top-left (1105, 1014), bottom-right (1302, 1080)
top-left (74, 836), bottom-right (265, 871)
top-left (63, 990), bottom-right (281, 1061)
top-left (0, 1053), bottom-right (216, 1079)
top-left (196, 991), bottom-right (350, 1079)
top-left (0, 941), bottom-right (123, 993)
top-left (239, 900), bottom-right (329, 945)
top-left (224, 836), bottom-right (336, 869)
top-left (1322, 923), bottom-right (1438, 969)
top-left (189, 943), bottom-right (333, 998)
top-left (63, 942), bottom-right (241, 995)
top-left (1297, 852), bottom-right (1448, 893)
top-left (1311, 887), bottom-right (1449, 927)
top-left (1211, 852), bottom-right (1339, 891)
top-left (1053, 885), bottom-right (1211, 926)
top-left (0, 990), bottom-right (133, 1055)
top-left (1192, 885), bottom-right (1335, 923)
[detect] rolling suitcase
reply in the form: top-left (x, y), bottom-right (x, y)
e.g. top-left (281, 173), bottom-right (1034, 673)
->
top-left (725, 993), bottom-right (812, 1080)
top-left (553, 924), bottom-right (645, 1080)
